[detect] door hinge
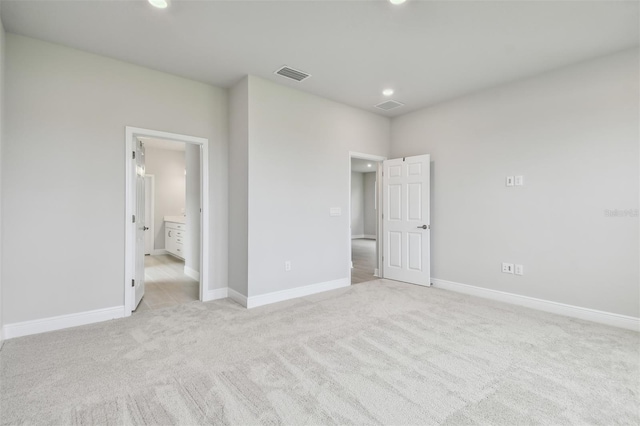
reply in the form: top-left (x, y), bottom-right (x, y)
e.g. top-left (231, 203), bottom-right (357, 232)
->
top-left (132, 215), bottom-right (136, 223)
top-left (132, 151), bottom-right (136, 160)
top-left (131, 279), bottom-right (135, 287)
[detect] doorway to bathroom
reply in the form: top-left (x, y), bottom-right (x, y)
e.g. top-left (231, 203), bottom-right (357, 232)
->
top-left (124, 127), bottom-right (210, 317)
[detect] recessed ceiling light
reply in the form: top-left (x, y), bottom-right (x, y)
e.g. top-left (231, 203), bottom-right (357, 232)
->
top-left (148, 0), bottom-right (168, 9)
top-left (382, 88), bottom-right (394, 96)
top-left (389, 0), bottom-right (407, 4)
top-left (367, 164), bottom-right (372, 168)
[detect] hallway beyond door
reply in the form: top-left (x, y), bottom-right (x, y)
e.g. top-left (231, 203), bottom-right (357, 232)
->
top-left (351, 238), bottom-right (376, 284)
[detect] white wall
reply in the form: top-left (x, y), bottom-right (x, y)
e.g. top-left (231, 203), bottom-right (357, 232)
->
top-left (145, 147), bottom-right (186, 250)
top-left (228, 77), bottom-right (249, 297)
top-left (350, 171), bottom-right (364, 238)
top-left (246, 76), bottom-right (390, 297)
top-left (3, 35), bottom-right (228, 324)
top-left (185, 143), bottom-right (200, 273)
top-left (363, 172), bottom-right (376, 238)
top-left (0, 13), bottom-right (5, 345)
top-left (391, 49), bottom-right (639, 317)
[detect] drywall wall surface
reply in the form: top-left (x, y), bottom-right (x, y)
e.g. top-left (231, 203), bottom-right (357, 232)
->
top-left (363, 172), bottom-right (377, 238)
top-left (247, 76), bottom-right (390, 297)
top-left (391, 49), bottom-right (639, 317)
top-left (3, 35), bottom-right (228, 324)
top-left (185, 143), bottom-right (201, 273)
top-left (145, 147), bottom-right (186, 250)
top-left (0, 14), bottom-right (5, 343)
top-left (351, 172), bottom-right (364, 237)
top-left (228, 77), bottom-right (249, 297)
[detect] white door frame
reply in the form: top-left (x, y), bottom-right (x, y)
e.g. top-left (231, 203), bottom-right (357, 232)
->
top-left (348, 151), bottom-right (387, 282)
top-left (125, 126), bottom-right (210, 316)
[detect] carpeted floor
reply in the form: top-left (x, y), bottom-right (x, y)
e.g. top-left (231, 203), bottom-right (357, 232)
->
top-left (1, 279), bottom-right (638, 425)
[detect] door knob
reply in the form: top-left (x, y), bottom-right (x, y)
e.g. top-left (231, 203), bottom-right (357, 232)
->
top-left (417, 225), bottom-right (428, 229)
top-left (143, 226), bottom-right (149, 231)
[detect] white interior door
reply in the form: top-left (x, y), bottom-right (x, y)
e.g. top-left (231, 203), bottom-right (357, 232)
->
top-left (382, 154), bottom-right (431, 286)
top-left (144, 175), bottom-right (154, 255)
top-left (133, 139), bottom-right (146, 309)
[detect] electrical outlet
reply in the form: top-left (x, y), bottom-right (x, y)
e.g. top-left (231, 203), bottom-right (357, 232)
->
top-left (285, 261), bottom-right (291, 272)
top-left (502, 262), bottom-right (514, 274)
top-left (515, 264), bottom-right (524, 275)
top-left (515, 176), bottom-right (524, 186)
top-left (506, 176), bottom-right (514, 187)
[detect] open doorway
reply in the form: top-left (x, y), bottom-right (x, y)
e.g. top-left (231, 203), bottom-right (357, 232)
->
top-left (134, 138), bottom-right (200, 312)
top-left (125, 127), bottom-right (209, 317)
top-left (349, 153), bottom-right (385, 284)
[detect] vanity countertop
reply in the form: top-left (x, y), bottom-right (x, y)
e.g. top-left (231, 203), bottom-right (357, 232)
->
top-left (164, 215), bottom-right (186, 224)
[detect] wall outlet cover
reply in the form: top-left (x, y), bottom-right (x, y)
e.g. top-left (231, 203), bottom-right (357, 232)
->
top-left (515, 264), bottom-right (524, 275)
top-left (515, 176), bottom-right (524, 186)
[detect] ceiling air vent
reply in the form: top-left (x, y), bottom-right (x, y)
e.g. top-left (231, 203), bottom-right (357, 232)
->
top-left (375, 100), bottom-right (404, 111)
top-left (275, 66), bottom-right (311, 82)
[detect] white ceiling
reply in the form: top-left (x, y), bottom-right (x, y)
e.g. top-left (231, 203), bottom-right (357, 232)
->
top-left (1, 0), bottom-right (638, 116)
top-left (351, 158), bottom-right (378, 173)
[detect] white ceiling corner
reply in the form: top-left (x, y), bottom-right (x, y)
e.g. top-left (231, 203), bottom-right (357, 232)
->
top-left (1, 0), bottom-right (638, 117)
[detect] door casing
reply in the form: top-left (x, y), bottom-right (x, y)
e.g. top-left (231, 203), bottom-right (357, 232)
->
top-left (124, 126), bottom-right (210, 316)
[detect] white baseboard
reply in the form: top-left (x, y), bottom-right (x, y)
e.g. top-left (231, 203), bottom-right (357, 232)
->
top-left (431, 278), bottom-right (640, 332)
top-left (184, 266), bottom-right (200, 281)
top-left (351, 235), bottom-right (377, 240)
top-left (2, 306), bottom-right (125, 340)
top-left (203, 287), bottom-right (228, 302)
top-left (364, 234), bottom-right (377, 240)
top-left (351, 234), bottom-right (365, 239)
top-left (374, 268), bottom-right (380, 277)
top-left (247, 278), bottom-right (350, 309)
top-left (151, 249), bottom-right (168, 256)
top-left (228, 288), bottom-right (248, 307)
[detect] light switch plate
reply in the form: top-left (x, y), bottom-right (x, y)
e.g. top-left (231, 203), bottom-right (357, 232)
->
top-left (506, 176), bottom-right (514, 187)
top-left (502, 262), bottom-right (514, 274)
top-left (515, 176), bottom-right (524, 186)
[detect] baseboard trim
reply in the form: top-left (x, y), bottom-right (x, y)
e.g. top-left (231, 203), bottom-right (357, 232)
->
top-left (351, 234), bottom-right (365, 239)
top-left (2, 306), bottom-right (125, 340)
top-left (203, 287), bottom-right (228, 302)
top-left (351, 235), bottom-right (377, 240)
top-left (184, 266), bottom-right (200, 281)
top-left (374, 268), bottom-right (380, 277)
top-left (228, 289), bottom-right (248, 307)
top-left (247, 278), bottom-right (350, 309)
top-left (431, 278), bottom-right (640, 332)
top-left (151, 249), bottom-right (168, 256)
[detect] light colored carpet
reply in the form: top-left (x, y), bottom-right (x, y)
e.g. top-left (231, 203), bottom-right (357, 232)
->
top-left (351, 239), bottom-right (377, 285)
top-left (1, 279), bottom-right (638, 425)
